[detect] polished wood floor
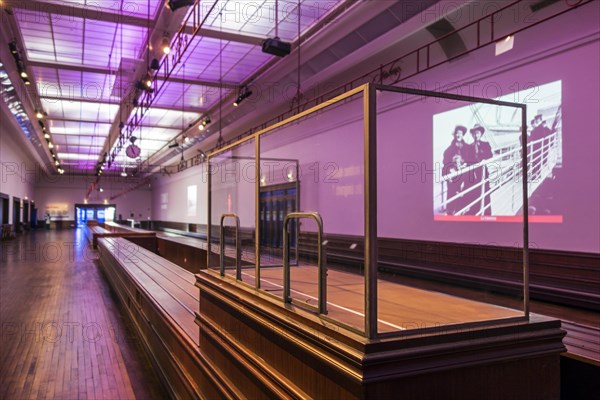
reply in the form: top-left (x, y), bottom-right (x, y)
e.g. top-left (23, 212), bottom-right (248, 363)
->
top-left (0, 229), bottom-right (168, 399)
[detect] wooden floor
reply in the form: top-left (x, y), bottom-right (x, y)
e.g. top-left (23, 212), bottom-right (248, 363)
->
top-left (0, 229), bottom-right (168, 399)
top-left (218, 265), bottom-right (522, 332)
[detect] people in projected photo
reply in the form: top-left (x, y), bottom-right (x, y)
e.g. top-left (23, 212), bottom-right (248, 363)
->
top-left (466, 124), bottom-right (493, 215)
top-left (443, 125), bottom-right (473, 215)
top-left (529, 114), bottom-right (556, 180)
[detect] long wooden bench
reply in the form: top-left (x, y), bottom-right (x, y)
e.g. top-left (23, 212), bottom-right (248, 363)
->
top-left (84, 222), bottom-right (158, 251)
top-left (97, 237), bottom-right (229, 399)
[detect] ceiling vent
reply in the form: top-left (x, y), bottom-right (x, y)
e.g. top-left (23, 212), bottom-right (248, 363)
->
top-left (425, 18), bottom-right (467, 59)
top-left (530, 0), bottom-right (561, 12)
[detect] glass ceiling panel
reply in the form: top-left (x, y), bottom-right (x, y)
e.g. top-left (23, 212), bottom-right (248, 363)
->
top-left (58, 152), bottom-right (101, 161)
top-left (152, 80), bottom-right (232, 111)
top-left (25, 0), bottom-right (163, 19)
top-left (138, 108), bottom-right (200, 128)
top-left (135, 126), bottom-right (181, 141)
top-left (188, 0), bottom-right (345, 42)
top-left (33, 67), bottom-right (118, 102)
top-left (16, 10), bottom-right (148, 70)
top-left (170, 35), bottom-right (271, 84)
top-left (41, 98), bottom-right (120, 122)
top-left (47, 120), bottom-right (111, 136)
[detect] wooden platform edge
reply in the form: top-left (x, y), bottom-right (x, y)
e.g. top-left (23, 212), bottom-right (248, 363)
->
top-left (196, 270), bottom-right (568, 400)
top-left (96, 238), bottom-right (240, 400)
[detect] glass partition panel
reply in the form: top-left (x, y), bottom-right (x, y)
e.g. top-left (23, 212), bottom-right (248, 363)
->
top-left (375, 85), bottom-right (527, 335)
top-left (258, 91), bottom-right (366, 332)
top-left (207, 138), bottom-right (256, 282)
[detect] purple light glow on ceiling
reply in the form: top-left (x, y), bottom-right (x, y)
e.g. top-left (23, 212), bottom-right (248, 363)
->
top-left (186, 0), bottom-right (344, 42)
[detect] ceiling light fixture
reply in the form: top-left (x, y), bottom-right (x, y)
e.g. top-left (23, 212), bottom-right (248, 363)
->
top-left (135, 80), bottom-right (153, 93)
top-left (233, 87), bottom-right (252, 107)
top-left (36, 110), bottom-right (44, 119)
top-left (162, 35), bottom-right (171, 54)
top-left (20, 71), bottom-right (27, 78)
top-left (167, 0), bottom-right (194, 11)
top-left (198, 116), bottom-right (211, 130)
top-left (150, 58), bottom-right (160, 70)
top-left (44, 133), bottom-right (50, 139)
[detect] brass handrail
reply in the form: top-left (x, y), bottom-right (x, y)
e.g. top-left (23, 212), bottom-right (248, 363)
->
top-left (219, 213), bottom-right (241, 280)
top-left (283, 212), bottom-right (327, 315)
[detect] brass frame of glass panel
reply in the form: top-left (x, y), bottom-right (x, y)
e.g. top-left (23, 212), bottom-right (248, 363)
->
top-left (205, 82), bottom-right (529, 339)
top-left (283, 212), bottom-right (326, 315)
top-left (219, 213), bottom-right (241, 280)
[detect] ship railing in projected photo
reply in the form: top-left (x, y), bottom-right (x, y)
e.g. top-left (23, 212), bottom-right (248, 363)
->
top-left (437, 130), bottom-right (561, 218)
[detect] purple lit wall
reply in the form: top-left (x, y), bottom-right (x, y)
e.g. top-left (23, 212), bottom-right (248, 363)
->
top-left (152, 4), bottom-right (599, 253)
top-left (0, 107), bottom-right (37, 224)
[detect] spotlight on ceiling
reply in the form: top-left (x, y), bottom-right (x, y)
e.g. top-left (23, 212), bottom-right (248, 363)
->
top-left (161, 35), bottom-right (171, 54)
top-left (20, 70), bottom-right (28, 78)
top-left (23, 77), bottom-right (31, 85)
top-left (9, 41), bottom-right (18, 54)
top-left (233, 87), bottom-right (252, 107)
top-left (168, 141), bottom-right (179, 149)
top-left (44, 133), bottom-right (50, 139)
top-left (150, 58), bottom-right (160, 70)
top-left (167, 0), bottom-right (195, 11)
top-left (198, 116), bottom-right (211, 131)
top-left (36, 110), bottom-right (45, 119)
top-left (135, 80), bottom-right (153, 93)
top-left (262, 37), bottom-right (292, 57)
top-left (121, 170), bottom-right (127, 177)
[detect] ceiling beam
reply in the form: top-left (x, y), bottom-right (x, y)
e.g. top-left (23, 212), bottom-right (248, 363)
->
top-left (28, 60), bottom-right (239, 89)
top-left (4, 0), bottom-right (155, 28)
top-left (183, 25), bottom-right (265, 46)
top-left (40, 95), bottom-right (205, 114)
top-left (46, 116), bottom-right (183, 131)
top-left (6, 0), bottom-right (265, 46)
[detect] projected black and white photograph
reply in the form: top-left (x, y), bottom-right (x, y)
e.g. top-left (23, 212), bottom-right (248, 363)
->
top-left (433, 80), bottom-right (563, 222)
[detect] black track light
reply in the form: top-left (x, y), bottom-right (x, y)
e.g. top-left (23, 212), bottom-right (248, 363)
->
top-left (161, 35), bottom-right (171, 55)
top-left (233, 87), bottom-right (252, 107)
top-left (9, 41), bottom-right (18, 54)
top-left (135, 80), bottom-right (153, 93)
top-left (167, 0), bottom-right (195, 11)
top-left (198, 116), bottom-right (211, 131)
top-left (150, 58), bottom-right (160, 70)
